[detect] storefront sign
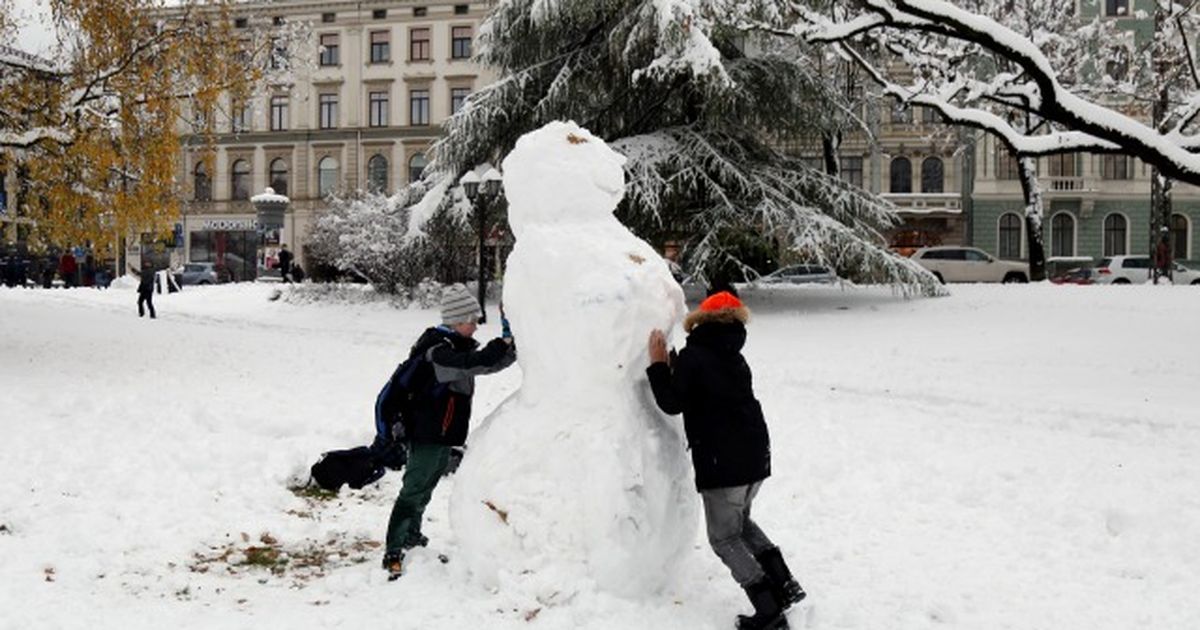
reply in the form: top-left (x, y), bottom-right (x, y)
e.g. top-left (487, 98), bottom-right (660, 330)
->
top-left (200, 218), bottom-right (258, 231)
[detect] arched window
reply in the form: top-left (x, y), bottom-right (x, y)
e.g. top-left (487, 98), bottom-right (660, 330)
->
top-left (193, 161), bottom-right (211, 201)
top-left (408, 152), bottom-right (427, 184)
top-left (269, 159), bottom-right (289, 196)
top-left (889, 157), bottom-right (912, 193)
top-left (1171, 213), bottom-right (1190, 260)
top-left (318, 156), bottom-right (339, 198)
top-left (998, 212), bottom-right (1022, 259)
top-left (1050, 213), bottom-right (1075, 257)
top-left (367, 154), bottom-right (388, 194)
top-left (1103, 213), bottom-right (1127, 256)
top-left (230, 159), bottom-right (250, 200)
top-left (921, 157), bottom-right (944, 193)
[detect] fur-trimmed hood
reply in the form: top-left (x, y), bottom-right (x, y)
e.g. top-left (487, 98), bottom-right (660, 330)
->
top-left (683, 305), bottom-right (750, 333)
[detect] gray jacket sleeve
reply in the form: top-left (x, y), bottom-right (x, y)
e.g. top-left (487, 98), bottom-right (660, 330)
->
top-left (427, 337), bottom-right (516, 383)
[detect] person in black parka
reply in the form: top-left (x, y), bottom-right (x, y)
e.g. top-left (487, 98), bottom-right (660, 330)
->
top-left (137, 267), bottom-right (156, 318)
top-left (647, 291), bottom-right (804, 630)
top-left (381, 283), bottom-right (516, 579)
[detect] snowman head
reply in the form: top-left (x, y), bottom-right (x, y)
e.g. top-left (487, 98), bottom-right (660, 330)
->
top-left (501, 121), bottom-right (627, 240)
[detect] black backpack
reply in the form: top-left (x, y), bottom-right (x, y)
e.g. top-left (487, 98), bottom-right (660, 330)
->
top-left (309, 348), bottom-right (444, 492)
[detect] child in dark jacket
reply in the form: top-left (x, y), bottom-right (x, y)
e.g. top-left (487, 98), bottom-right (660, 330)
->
top-left (647, 291), bottom-right (804, 630)
top-left (381, 283), bottom-right (516, 579)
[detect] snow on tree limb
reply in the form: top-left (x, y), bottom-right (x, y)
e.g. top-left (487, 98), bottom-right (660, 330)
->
top-left (797, 0), bottom-right (1200, 185)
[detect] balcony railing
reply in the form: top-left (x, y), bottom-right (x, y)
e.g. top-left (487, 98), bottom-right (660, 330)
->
top-left (880, 192), bottom-right (962, 214)
top-left (1046, 176), bottom-right (1085, 192)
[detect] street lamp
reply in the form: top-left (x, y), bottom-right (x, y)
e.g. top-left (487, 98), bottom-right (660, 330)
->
top-left (98, 211), bottom-right (118, 280)
top-left (460, 166), bottom-right (503, 324)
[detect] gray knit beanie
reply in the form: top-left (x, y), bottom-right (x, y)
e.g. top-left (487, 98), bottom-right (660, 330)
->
top-left (440, 283), bottom-right (481, 325)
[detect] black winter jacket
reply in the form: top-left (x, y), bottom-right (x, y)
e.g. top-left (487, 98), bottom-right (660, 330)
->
top-left (405, 326), bottom-right (516, 447)
top-left (646, 321), bottom-right (771, 490)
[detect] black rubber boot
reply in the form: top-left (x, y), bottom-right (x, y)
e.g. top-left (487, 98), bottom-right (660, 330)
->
top-left (735, 578), bottom-right (787, 630)
top-left (756, 547), bottom-right (806, 608)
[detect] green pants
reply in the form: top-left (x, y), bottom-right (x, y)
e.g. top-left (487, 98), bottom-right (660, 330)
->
top-left (385, 443), bottom-right (451, 554)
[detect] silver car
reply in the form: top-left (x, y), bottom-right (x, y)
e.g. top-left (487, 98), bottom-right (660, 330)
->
top-left (756, 264), bottom-right (838, 285)
top-left (179, 262), bottom-right (219, 285)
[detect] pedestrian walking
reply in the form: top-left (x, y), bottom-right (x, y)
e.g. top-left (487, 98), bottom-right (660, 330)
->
top-left (646, 291), bottom-right (805, 630)
top-left (381, 283), bottom-right (516, 580)
top-left (58, 252), bottom-right (77, 288)
top-left (1154, 233), bottom-right (1172, 284)
top-left (278, 244), bottom-right (293, 283)
top-left (137, 267), bottom-right (156, 318)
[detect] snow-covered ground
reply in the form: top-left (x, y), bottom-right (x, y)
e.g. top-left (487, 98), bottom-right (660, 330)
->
top-left (1, 282), bottom-right (1198, 630)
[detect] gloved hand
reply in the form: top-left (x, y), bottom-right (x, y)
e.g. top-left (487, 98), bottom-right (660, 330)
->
top-left (500, 302), bottom-right (513, 340)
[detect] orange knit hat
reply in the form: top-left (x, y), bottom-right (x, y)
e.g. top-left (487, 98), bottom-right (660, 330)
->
top-left (699, 291), bottom-right (743, 312)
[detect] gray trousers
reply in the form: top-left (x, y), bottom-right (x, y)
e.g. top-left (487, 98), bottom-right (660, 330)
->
top-left (701, 481), bottom-right (775, 586)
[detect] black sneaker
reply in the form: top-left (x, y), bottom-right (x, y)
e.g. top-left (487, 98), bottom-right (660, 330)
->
top-left (382, 551), bottom-right (404, 581)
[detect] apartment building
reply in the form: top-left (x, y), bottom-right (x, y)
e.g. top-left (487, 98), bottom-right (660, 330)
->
top-left (167, 1), bottom-right (494, 278)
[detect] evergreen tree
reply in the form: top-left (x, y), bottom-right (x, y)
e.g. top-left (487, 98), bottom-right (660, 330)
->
top-left (424, 0), bottom-right (943, 295)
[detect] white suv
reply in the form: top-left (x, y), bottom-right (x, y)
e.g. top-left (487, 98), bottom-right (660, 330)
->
top-left (1095, 256), bottom-right (1200, 285)
top-left (911, 246), bottom-right (1030, 284)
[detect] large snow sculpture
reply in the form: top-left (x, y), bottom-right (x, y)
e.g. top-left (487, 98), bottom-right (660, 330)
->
top-left (449, 121), bottom-right (697, 601)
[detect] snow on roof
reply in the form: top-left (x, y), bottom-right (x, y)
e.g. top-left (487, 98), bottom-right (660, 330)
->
top-left (250, 188), bottom-right (289, 204)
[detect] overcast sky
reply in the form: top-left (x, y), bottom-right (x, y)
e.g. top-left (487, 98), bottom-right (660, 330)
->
top-left (10, 0), bottom-right (57, 54)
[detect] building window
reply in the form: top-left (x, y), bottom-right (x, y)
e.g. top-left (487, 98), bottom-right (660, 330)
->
top-left (272, 16), bottom-right (285, 26)
top-left (231, 101), bottom-right (250, 133)
top-left (367, 155), bottom-right (389, 194)
top-left (269, 158), bottom-right (289, 196)
top-left (921, 157), bottom-right (944, 193)
top-left (319, 93), bottom-right (338, 129)
top-left (369, 91), bottom-right (389, 127)
top-left (319, 34), bottom-right (339, 66)
top-left (450, 87), bottom-right (470, 114)
top-left (451, 26), bottom-right (472, 59)
top-left (408, 152), bottom-right (427, 183)
top-left (234, 17), bottom-right (248, 28)
top-left (891, 100), bottom-right (911, 124)
top-left (997, 150), bottom-right (1021, 180)
top-left (920, 106), bottom-right (939, 124)
top-left (410, 28), bottom-right (431, 61)
top-left (373, 9), bottom-right (387, 19)
top-left (454, 4), bottom-right (469, 14)
top-left (410, 89), bottom-right (430, 125)
top-left (231, 159), bottom-right (251, 201)
top-left (998, 212), bottom-right (1022, 259)
top-left (841, 156), bottom-right (864, 188)
top-left (321, 12), bottom-right (336, 23)
top-left (270, 95), bottom-right (288, 131)
top-left (318, 156), bottom-right (339, 198)
top-left (889, 157), bottom-right (912, 193)
top-left (1103, 214), bottom-right (1127, 256)
top-left (370, 31), bottom-right (390, 63)
top-left (1105, 0), bottom-right (1129, 16)
top-left (413, 7), bottom-right (428, 17)
top-left (193, 162), bottom-right (211, 201)
top-left (268, 38), bottom-right (287, 70)
top-left (1171, 213), bottom-right (1190, 260)
top-left (1050, 213), bottom-right (1075, 257)
top-left (1048, 153), bottom-right (1077, 177)
top-left (1101, 154), bottom-right (1130, 180)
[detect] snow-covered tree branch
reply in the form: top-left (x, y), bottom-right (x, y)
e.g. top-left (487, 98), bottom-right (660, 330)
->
top-left (794, 0), bottom-right (1200, 185)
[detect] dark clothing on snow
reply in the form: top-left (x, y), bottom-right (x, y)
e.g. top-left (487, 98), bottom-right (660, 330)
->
top-left (404, 326), bottom-right (516, 447)
top-left (646, 320), bottom-right (771, 491)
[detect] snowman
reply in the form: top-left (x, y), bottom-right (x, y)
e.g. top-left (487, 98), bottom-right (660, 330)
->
top-left (449, 121), bottom-right (698, 601)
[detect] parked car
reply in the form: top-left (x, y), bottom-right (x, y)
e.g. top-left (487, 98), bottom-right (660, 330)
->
top-left (755, 264), bottom-right (838, 285)
top-left (178, 262), bottom-right (220, 286)
top-left (1049, 267), bottom-right (1096, 285)
top-left (1094, 256), bottom-right (1200, 285)
top-left (911, 246), bottom-right (1030, 283)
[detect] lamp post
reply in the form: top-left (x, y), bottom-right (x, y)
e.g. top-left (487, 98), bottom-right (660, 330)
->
top-left (98, 211), bottom-right (118, 280)
top-left (460, 167), bottom-right (503, 324)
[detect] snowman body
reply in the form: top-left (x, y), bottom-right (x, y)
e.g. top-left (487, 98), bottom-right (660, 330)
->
top-left (449, 121), bottom-right (697, 599)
